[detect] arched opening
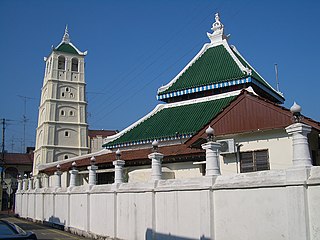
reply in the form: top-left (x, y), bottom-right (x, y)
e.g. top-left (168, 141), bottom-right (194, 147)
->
top-left (58, 56), bottom-right (66, 70)
top-left (64, 155), bottom-right (69, 159)
top-left (65, 131), bottom-right (69, 137)
top-left (61, 110), bottom-right (65, 116)
top-left (71, 58), bottom-right (78, 72)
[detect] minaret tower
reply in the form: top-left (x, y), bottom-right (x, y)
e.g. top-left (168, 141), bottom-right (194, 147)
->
top-left (34, 26), bottom-right (89, 174)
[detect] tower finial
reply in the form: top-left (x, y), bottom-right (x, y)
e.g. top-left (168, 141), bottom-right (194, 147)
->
top-left (62, 24), bottom-right (70, 44)
top-left (207, 13), bottom-right (227, 44)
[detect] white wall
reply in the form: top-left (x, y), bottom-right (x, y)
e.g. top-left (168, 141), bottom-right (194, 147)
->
top-left (16, 166), bottom-right (320, 240)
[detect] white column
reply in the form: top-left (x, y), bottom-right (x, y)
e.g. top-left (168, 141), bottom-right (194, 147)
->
top-left (35, 176), bottom-right (41, 189)
top-left (286, 123), bottom-right (312, 167)
top-left (113, 160), bottom-right (125, 184)
top-left (43, 175), bottom-right (49, 188)
top-left (202, 141), bottom-right (221, 176)
top-left (28, 177), bottom-right (34, 190)
top-left (54, 171), bottom-right (62, 188)
top-left (22, 179), bottom-right (28, 191)
top-left (17, 179), bottom-right (22, 191)
top-left (88, 165), bottom-right (98, 185)
top-left (69, 169), bottom-right (78, 187)
top-left (148, 152), bottom-right (164, 181)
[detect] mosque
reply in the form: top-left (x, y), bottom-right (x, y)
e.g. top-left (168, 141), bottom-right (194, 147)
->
top-left (34, 14), bottom-right (320, 186)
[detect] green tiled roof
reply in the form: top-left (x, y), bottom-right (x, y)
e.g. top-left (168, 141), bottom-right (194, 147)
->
top-left (55, 43), bottom-right (79, 54)
top-left (104, 96), bottom-right (236, 148)
top-left (161, 45), bottom-right (247, 95)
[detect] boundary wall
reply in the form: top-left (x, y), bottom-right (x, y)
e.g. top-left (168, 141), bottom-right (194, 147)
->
top-left (15, 166), bottom-right (320, 240)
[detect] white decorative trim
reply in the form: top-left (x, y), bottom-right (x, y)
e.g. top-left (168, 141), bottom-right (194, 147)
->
top-left (157, 76), bottom-right (251, 100)
top-left (38, 149), bottom-right (111, 171)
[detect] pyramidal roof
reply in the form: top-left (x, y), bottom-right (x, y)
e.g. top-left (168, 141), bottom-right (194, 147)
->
top-left (104, 13), bottom-right (285, 149)
top-left (157, 13), bottom-right (284, 104)
top-left (103, 91), bottom-right (239, 149)
top-left (54, 26), bottom-right (87, 56)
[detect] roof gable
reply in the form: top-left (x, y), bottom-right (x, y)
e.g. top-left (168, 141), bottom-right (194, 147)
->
top-left (104, 94), bottom-right (237, 149)
top-left (186, 92), bottom-right (320, 147)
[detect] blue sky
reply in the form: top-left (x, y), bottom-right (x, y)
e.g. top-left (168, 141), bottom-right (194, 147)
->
top-left (0, 0), bottom-right (319, 153)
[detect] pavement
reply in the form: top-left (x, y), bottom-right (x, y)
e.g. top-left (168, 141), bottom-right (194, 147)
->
top-left (0, 211), bottom-right (92, 240)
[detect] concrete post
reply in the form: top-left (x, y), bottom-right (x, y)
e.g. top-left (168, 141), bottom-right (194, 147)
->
top-left (17, 179), bottom-right (22, 191)
top-left (22, 178), bottom-right (28, 191)
top-left (35, 176), bottom-right (41, 189)
top-left (286, 123), bottom-right (312, 167)
top-left (43, 175), bottom-right (49, 188)
top-left (201, 126), bottom-right (221, 176)
top-left (88, 156), bottom-right (98, 185)
top-left (69, 169), bottom-right (78, 187)
top-left (113, 160), bottom-right (125, 184)
top-left (88, 165), bottom-right (98, 185)
top-left (148, 152), bottom-right (164, 181)
top-left (28, 177), bottom-right (34, 190)
top-left (54, 171), bottom-right (62, 188)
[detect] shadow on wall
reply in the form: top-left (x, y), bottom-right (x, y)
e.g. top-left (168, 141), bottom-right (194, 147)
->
top-left (146, 229), bottom-right (211, 240)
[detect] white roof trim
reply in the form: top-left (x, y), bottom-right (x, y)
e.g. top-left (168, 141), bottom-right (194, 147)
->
top-left (103, 104), bottom-right (166, 144)
top-left (37, 148), bottom-right (111, 171)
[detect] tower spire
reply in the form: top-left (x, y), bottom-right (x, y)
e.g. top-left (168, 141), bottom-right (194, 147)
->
top-left (62, 24), bottom-right (70, 44)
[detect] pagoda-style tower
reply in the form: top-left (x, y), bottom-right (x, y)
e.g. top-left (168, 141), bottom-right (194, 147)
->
top-left (33, 27), bottom-right (89, 174)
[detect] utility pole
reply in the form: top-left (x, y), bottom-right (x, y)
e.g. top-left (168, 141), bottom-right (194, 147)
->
top-left (1, 118), bottom-right (5, 183)
top-left (18, 95), bottom-right (36, 153)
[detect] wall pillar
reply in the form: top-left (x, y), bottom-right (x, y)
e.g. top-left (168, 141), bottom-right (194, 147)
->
top-left (113, 149), bottom-right (125, 184)
top-left (35, 176), bottom-right (41, 189)
top-left (17, 179), bottom-right (22, 191)
top-left (201, 126), bottom-right (221, 176)
top-left (22, 178), bottom-right (28, 191)
top-left (54, 171), bottom-right (62, 188)
top-left (88, 156), bottom-right (98, 185)
top-left (28, 177), bottom-right (34, 190)
top-left (286, 123), bottom-right (312, 167)
top-left (69, 169), bottom-right (78, 187)
top-left (43, 174), bottom-right (49, 188)
top-left (148, 152), bottom-right (164, 181)
top-left (88, 166), bottom-right (98, 185)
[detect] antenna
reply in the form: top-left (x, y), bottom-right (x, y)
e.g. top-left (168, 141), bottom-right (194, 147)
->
top-left (17, 95), bottom-right (36, 152)
top-left (274, 64), bottom-right (280, 92)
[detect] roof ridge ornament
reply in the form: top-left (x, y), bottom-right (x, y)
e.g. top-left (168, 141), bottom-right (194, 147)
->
top-left (62, 24), bottom-right (70, 44)
top-left (207, 13), bottom-right (228, 44)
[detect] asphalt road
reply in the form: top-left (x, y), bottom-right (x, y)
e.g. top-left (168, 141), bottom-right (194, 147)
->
top-left (0, 214), bottom-right (92, 240)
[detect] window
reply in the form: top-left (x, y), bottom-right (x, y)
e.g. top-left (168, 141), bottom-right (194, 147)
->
top-left (61, 92), bottom-right (65, 97)
top-left (61, 110), bottom-right (65, 116)
top-left (66, 87), bottom-right (69, 92)
top-left (65, 131), bottom-right (69, 137)
top-left (71, 58), bottom-right (78, 72)
top-left (240, 150), bottom-right (269, 173)
top-left (70, 93), bottom-right (74, 98)
top-left (70, 111), bottom-right (74, 116)
top-left (58, 56), bottom-right (65, 70)
top-left (64, 155), bottom-right (69, 159)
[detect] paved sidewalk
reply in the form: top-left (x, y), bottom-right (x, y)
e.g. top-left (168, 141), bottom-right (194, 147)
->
top-left (0, 212), bottom-right (92, 240)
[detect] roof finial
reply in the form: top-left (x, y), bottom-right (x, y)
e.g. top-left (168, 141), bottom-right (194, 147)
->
top-left (207, 13), bottom-right (227, 44)
top-left (62, 24), bottom-right (70, 44)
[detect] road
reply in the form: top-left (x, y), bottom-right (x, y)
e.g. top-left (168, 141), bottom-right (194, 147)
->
top-left (0, 214), bottom-right (92, 240)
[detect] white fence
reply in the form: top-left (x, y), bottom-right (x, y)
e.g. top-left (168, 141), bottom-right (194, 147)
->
top-left (15, 166), bottom-right (320, 240)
